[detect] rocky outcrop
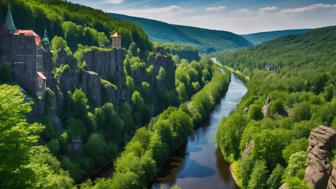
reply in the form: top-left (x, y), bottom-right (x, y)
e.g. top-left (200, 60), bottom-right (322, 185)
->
top-left (81, 48), bottom-right (128, 103)
top-left (328, 161), bottom-right (336, 189)
top-left (80, 71), bottom-right (102, 106)
top-left (262, 96), bottom-right (271, 116)
top-left (58, 52), bottom-right (79, 93)
top-left (82, 48), bottom-right (126, 80)
top-left (305, 125), bottom-right (336, 189)
top-left (148, 49), bottom-right (176, 89)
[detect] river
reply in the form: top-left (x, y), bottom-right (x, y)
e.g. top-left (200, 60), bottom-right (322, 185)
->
top-left (152, 73), bottom-right (247, 189)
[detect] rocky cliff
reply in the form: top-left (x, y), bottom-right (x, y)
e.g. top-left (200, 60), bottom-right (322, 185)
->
top-left (305, 125), bottom-right (336, 189)
top-left (328, 161), bottom-right (336, 189)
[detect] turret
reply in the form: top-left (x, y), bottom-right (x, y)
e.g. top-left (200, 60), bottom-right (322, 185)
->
top-left (42, 26), bottom-right (50, 51)
top-left (111, 32), bottom-right (121, 49)
top-left (5, 5), bottom-right (16, 33)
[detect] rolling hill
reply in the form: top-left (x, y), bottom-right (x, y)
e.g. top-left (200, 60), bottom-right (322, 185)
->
top-left (110, 13), bottom-right (253, 53)
top-left (243, 29), bottom-right (311, 45)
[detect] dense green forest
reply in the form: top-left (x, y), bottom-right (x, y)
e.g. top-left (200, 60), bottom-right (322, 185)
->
top-left (217, 26), bottom-right (336, 189)
top-left (80, 65), bottom-right (230, 189)
top-left (243, 29), bottom-right (311, 45)
top-left (0, 0), bottom-right (152, 52)
top-left (0, 0), bottom-right (232, 188)
top-left (111, 13), bottom-right (252, 53)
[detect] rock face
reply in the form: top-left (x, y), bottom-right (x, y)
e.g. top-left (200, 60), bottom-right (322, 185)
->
top-left (328, 161), bottom-right (336, 189)
top-left (262, 96), bottom-right (271, 116)
top-left (305, 125), bottom-right (336, 189)
top-left (148, 49), bottom-right (176, 89)
top-left (81, 48), bottom-right (128, 103)
top-left (58, 54), bottom-right (79, 93)
top-left (80, 71), bottom-right (102, 106)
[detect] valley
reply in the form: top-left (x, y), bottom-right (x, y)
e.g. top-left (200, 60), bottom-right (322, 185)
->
top-left (0, 0), bottom-right (335, 189)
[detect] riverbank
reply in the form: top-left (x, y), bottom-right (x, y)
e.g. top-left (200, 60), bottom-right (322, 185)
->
top-left (153, 73), bottom-right (247, 189)
top-left (89, 65), bottom-right (232, 188)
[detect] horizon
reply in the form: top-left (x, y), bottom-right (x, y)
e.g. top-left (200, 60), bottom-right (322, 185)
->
top-left (69, 0), bottom-right (336, 34)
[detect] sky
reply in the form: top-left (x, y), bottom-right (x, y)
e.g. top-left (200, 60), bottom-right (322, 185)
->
top-left (68, 0), bottom-right (336, 34)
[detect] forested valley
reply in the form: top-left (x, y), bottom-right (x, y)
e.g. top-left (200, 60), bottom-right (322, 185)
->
top-left (0, 0), bottom-right (231, 188)
top-left (216, 26), bottom-right (336, 189)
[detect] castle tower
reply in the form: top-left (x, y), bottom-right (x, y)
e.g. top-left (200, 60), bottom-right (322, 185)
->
top-left (5, 6), bottom-right (16, 33)
top-left (42, 26), bottom-right (50, 51)
top-left (111, 32), bottom-right (121, 49)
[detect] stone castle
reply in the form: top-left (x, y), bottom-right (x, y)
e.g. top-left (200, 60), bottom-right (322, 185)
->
top-left (0, 6), bottom-right (123, 100)
top-left (0, 6), bottom-right (46, 98)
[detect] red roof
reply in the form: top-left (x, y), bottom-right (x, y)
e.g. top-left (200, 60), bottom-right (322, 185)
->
top-left (13, 30), bottom-right (41, 46)
top-left (37, 72), bottom-right (46, 80)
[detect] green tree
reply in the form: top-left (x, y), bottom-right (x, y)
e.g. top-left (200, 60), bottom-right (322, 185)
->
top-left (0, 85), bottom-right (43, 188)
top-left (27, 146), bottom-right (74, 189)
top-left (249, 104), bottom-right (264, 120)
top-left (284, 151), bottom-right (307, 181)
top-left (293, 102), bottom-right (311, 122)
top-left (267, 164), bottom-right (284, 189)
top-left (247, 160), bottom-right (269, 189)
top-left (282, 138), bottom-right (308, 163)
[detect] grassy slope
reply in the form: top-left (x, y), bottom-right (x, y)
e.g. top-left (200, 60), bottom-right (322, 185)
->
top-left (110, 13), bottom-right (253, 52)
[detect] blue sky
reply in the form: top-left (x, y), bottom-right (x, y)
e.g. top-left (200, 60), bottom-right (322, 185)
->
top-left (69, 0), bottom-right (336, 34)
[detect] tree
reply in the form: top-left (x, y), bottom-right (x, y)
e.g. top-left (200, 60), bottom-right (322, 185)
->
top-left (247, 160), bottom-right (269, 189)
top-left (51, 36), bottom-right (71, 54)
top-left (267, 164), bottom-right (284, 189)
top-left (70, 89), bottom-right (89, 121)
top-left (282, 138), bottom-right (308, 163)
top-left (293, 102), bottom-right (311, 122)
top-left (0, 85), bottom-right (43, 188)
top-left (249, 104), bottom-right (264, 120)
top-left (270, 99), bottom-right (285, 115)
top-left (284, 151), bottom-right (307, 181)
top-left (239, 155), bottom-right (256, 188)
top-left (27, 146), bottom-right (74, 189)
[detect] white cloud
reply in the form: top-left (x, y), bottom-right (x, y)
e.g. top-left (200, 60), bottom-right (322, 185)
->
top-left (105, 0), bottom-right (124, 5)
top-left (205, 6), bottom-right (227, 13)
top-left (281, 3), bottom-right (336, 14)
top-left (259, 6), bottom-right (278, 14)
top-left (113, 5), bottom-right (186, 21)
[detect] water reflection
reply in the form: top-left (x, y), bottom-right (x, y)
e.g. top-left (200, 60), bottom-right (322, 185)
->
top-left (152, 74), bottom-right (247, 189)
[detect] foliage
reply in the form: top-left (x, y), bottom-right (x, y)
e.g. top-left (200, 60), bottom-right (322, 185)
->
top-left (267, 164), bottom-right (284, 189)
top-left (247, 160), bottom-right (269, 189)
top-left (0, 85), bottom-right (74, 188)
top-left (0, 0), bottom-right (152, 52)
top-left (216, 26), bottom-right (336, 188)
top-left (89, 66), bottom-right (230, 188)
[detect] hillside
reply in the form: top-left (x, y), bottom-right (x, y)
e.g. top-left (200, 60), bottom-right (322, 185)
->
top-left (217, 26), bottom-right (336, 188)
top-left (243, 29), bottom-right (311, 45)
top-left (110, 13), bottom-right (253, 53)
top-left (0, 0), bottom-right (152, 52)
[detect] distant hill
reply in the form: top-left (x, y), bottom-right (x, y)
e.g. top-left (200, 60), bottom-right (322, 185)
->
top-left (110, 13), bottom-right (253, 53)
top-left (243, 29), bottom-right (311, 45)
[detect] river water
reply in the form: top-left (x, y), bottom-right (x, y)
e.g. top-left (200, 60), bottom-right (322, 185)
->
top-left (152, 73), bottom-right (247, 189)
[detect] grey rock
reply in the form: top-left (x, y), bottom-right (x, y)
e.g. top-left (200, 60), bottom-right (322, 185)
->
top-left (305, 125), bottom-right (336, 189)
top-left (80, 71), bottom-right (102, 106)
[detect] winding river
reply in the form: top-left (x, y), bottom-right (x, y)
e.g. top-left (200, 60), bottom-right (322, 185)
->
top-left (152, 73), bottom-right (247, 189)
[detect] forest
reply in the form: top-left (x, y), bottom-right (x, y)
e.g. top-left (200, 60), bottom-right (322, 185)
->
top-left (216, 26), bottom-right (336, 189)
top-left (0, 0), bottom-right (233, 188)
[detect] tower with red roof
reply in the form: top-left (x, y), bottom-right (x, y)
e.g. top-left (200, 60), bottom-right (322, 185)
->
top-left (0, 6), bottom-right (46, 98)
